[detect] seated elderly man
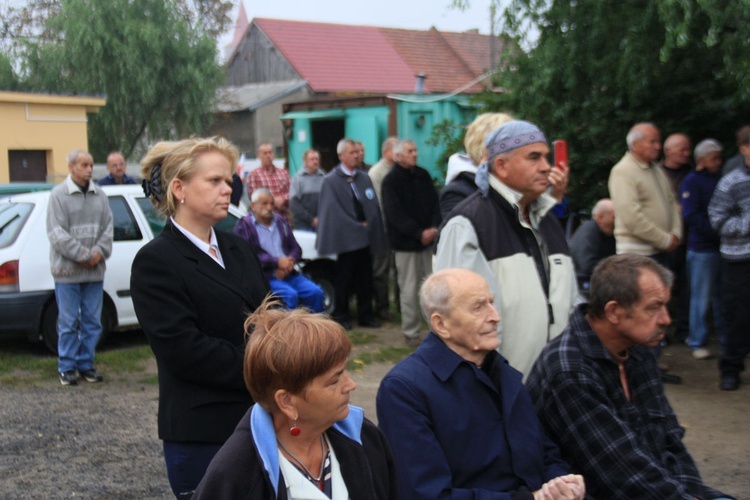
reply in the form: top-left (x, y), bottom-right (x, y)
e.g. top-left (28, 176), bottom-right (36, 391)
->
top-left (527, 254), bottom-right (729, 499)
top-left (569, 198), bottom-right (616, 295)
top-left (235, 188), bottom-right (324, 312)
top-left (377, 268), bottom-right (585, 499)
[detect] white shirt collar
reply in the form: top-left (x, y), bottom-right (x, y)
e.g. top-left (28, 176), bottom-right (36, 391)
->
top-left (488, 174), bottom-right (557, 228)
top-left (170, 217), bottom-right (225, 268)
top-left (65, 175), bottom-right (98, 194)
top-left (339, 164), bottom-right (357, 176)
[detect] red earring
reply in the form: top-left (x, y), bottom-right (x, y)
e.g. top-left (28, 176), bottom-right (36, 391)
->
top-left (290, 419), bottom-right (300, 437)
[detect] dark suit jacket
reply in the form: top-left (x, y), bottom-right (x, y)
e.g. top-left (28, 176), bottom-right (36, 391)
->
top-left (131, 221), bottom-right (269, 443)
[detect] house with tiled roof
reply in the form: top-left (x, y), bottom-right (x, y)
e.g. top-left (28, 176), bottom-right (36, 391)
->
top-left (208, 15), bottom-right (507, 177)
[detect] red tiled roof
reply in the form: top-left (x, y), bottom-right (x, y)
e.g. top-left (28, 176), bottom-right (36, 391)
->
top-left (244, 18), bottom-right (498, 95)
top-left (381, 27), bottom-right (489, 93)
top-left (254, 18), bottom-right (416, 93)
top-left (441, 31), bottom-right (502, 78)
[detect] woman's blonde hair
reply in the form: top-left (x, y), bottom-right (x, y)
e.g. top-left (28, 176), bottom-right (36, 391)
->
top-left (243, 298), bottom-right (352, 412)
top-left (464, 113), bottom-right (515, 165)
top-left (141, 136), bottom-right (239, 216)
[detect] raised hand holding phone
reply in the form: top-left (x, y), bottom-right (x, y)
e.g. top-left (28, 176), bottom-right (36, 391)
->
top-left (549, 140), bottom-right (569, 202)
top-left (553, 140), bottom-right (567, 170)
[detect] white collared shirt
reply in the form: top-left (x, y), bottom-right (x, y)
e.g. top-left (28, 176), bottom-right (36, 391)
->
top-left (278, 434), bottom-right (348, 499)
top-left (170, 217), bottom-right (225, 268)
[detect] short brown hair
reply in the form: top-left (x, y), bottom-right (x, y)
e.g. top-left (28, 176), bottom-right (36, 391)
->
top-left (588, 254), bottom-right (673, 319)
top-left (140, 137), bottom-right (238, 217)
top-left (243, 298), bottom-right (352, 412)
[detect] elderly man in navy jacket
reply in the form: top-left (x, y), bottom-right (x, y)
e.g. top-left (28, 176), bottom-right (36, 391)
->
top-left (235, 188), bottom-right (324, 312)
top-left (377, 268), bottom-right (585, 499)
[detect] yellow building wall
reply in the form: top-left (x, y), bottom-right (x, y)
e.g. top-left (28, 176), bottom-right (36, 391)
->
top-left (0, 92), bottom-right (106, 184)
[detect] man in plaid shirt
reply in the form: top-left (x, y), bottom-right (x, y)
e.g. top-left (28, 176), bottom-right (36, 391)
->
top-left (527, 254), bottom-right (729, 499)
top-left (247, 143), bottom-right (291, 222)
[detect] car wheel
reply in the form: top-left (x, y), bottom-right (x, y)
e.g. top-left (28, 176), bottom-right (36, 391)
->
top-left (302, 262), bottom-right (336, 316)
top-left (41, 298), bottom-right (114, 355)
top-left (41, 301), bottom-right (59, 354)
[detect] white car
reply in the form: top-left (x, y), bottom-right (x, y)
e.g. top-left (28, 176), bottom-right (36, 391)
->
top-left (0, 184), bottom-right (335, 353)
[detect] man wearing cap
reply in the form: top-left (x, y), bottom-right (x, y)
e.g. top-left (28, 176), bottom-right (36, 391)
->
top-left (434, 120), bottom-right (577, 377)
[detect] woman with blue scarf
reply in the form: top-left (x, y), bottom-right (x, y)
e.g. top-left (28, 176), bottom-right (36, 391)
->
top-left (193, 299), bottom-right (398, 499)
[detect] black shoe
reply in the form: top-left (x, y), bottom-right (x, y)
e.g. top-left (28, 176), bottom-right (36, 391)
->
top-left (79, 369), bottom-right (103, 383)
top-left (59, 370), bottom-right (78, 386)
top-left (720, 373), bottom-right (740, 391)
top-left (358, 318), bottom-right (382, 328)
top-left (660, 371), bottom-right (682, 385)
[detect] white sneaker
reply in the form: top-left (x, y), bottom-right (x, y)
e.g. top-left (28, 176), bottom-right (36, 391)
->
top-left (692, 348), bottom-right (711, 360)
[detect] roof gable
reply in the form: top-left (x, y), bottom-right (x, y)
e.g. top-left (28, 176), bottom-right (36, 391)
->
top-left (230, 18), bottom-right (501, 95)
top-left (254, 18), bottom-right (416, 93)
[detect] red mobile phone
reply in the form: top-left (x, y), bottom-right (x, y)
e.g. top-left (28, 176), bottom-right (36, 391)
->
top-left (553, 140), bottom-right (567, 170)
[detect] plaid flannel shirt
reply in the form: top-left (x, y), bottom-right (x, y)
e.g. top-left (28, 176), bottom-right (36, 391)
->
top-left (247, 166), bottom-right (291, 222)
top-left (526, 305), bottom-right (726, 499)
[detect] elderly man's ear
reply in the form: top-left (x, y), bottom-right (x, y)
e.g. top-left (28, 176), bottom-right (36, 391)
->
top-left (430, 313), bottom-right (451, 341)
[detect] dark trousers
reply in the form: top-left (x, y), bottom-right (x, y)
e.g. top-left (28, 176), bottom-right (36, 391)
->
top-left (163, 440), bottom-right (223, 498)
top-left (719, 259), bottom-right (750, 375)
top-left (371, 250), bottom-right (391, 314)
top-left (334, 246), bottom-right (374, 322)
top-left (671, 243), bottom-right (690, 340)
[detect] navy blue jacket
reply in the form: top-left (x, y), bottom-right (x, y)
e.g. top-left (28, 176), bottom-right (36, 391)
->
top-left (377, 333), bottom-right (569, 499)
top-left (680, 170), bottom-right (721, 252)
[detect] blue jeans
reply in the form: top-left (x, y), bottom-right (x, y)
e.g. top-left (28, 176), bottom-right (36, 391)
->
top-left (686, 250), bottom-right (725, 350)
top-left (55, 281), bottom-right (103, 372)
top-left (269, 273), bottom-right (324, 312)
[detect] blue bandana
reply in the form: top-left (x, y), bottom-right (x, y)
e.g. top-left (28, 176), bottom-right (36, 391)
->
top-left (485, 120), bottom-right (547, 162)
top-left (475, 120), bottom-right (547, 197)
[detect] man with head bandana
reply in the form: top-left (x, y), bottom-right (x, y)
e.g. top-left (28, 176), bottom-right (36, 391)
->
top-left (434, 120), bottom-right (577, 378)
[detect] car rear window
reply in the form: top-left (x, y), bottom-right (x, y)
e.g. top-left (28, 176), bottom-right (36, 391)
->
top-left (0, 202), bottom-right (33, 248)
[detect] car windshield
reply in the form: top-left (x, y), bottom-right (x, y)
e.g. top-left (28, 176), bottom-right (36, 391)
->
top-left (0, 202), bottom-right (33, 248)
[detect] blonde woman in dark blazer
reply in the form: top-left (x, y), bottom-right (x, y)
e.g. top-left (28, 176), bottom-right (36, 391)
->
top-left (131, 137), bottom-right (269, 498)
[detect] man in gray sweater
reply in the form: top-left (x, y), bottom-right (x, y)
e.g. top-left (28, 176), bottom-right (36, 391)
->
top-left (47, 149), bottom-right (113, 386)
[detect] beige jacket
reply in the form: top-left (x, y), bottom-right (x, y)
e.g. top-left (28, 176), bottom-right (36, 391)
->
top-left (608, 152), bottom-right (682, 255)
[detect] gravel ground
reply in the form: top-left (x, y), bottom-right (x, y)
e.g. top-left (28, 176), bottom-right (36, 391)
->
top-left (0, 328), bottom-right (748, 499)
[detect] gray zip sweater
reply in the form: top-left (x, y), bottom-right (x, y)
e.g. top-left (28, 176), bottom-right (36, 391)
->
top-left (46, 176), bottom-right (113, 283)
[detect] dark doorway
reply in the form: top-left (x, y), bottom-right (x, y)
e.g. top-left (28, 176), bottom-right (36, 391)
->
top-left (9, 150), bottom-right (48, 182)
top-left (311, 119), bottom-right (345, 172)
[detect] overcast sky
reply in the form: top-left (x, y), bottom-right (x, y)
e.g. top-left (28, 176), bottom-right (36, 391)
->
top-left (219, 0), bottom-right (499, 53)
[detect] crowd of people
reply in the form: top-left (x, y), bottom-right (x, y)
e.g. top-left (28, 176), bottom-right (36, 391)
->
top-left (44, 115), bottom-right (748, 498)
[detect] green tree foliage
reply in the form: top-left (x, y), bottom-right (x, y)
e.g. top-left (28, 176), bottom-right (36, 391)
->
top-left (454, 0), bottom-right (749, 210)
top-left (0, 53), bottom-right (19, 89)
top-left (7, 0), bottom-right (230, 160)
